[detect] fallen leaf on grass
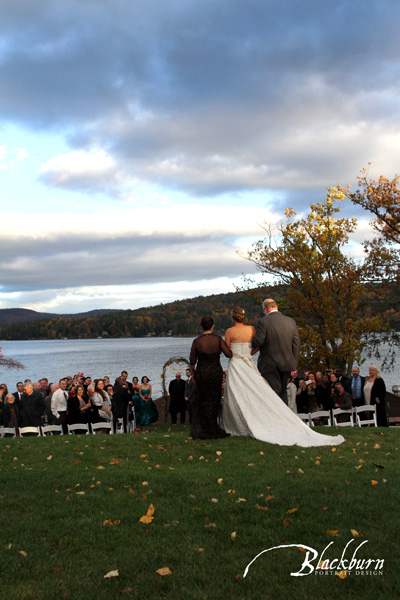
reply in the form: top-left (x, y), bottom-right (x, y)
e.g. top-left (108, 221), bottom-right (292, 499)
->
top-left (211, 498), bottom-right (219, 503)
top-left (374, 444), bottom-right (381, 449)
top-left (331, 448), bottom-right (337, 452)
top-left (19, 550), bottom-right (27, 557)
top-left (354, 465), bottom-right (362, 470)
top-left (371, 480), bottom-right (378, 485)
top-left (104, 570), bottom-right (119, 579)
top-left (259, 451), bottom-right (264, 455)
top-left (47, 455), bottom-right (52, 461)
top-left (227, 489), bottom-right (235, 496)
top-left (256, 504), bottom-right (268, 511)
top-left (139, 504), bottom-right (154, 524)
top-left (265, 495), bottom-right (275, 502)
top-left (216, 451), bottom-right (222, 456)
top-left (54, 565), bottom-right (61, 573)
top-left (76, 491), bottom-right (85, 495)
top-left (196, 548), bottom-right (204, 552)
top-left (217, 478), bottom-right (223, 484)
top-left (283, 519), bottom-right (291, 527)
top-left (142, 481), bottom-right (149, 486)
top-left (336, 570), bottom-right (348, 579)
top-left (96, 466), bottom-right (105, 470)
top-left (350, 529), bottom-right (361, 538)
top-left (286, 508), bottom-right (298, 514)
top-left (204, 523), bottom-right (216, 528)
top-left (121, 588), bottom-right (133, 594)
top-left (156, 567), bottom-right (171, 576)
top-left (237, 498), bottom-right (247, 503)
top-left (326, 530), bottom-right (339, 535)
top-left (109, 458), bottom-right (121, 465)
top-left (344, 479), bottom-right (350, 485)
top-left (231, 531), bottom-right (236, 540)
top-left (140, 454), bottom-right (148, 458)
top-left (298, 468), bottom-right (304, 474)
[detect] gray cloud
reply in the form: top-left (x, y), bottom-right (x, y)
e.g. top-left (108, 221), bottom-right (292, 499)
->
top-left (0, 230), bottom-right (253, 292)
top-left (1, 1), bottom-right (400, 196)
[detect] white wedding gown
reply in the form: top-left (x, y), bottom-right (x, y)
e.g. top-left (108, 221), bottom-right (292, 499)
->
top-left (221, 343), bottom-right (345, 447)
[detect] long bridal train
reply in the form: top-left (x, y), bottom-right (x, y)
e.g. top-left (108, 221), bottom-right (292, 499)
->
top-left (221, 343), bottom-right (345, 447)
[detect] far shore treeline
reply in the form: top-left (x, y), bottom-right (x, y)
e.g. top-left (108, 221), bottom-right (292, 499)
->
top-left (0, 285), bottom-right (395, 341)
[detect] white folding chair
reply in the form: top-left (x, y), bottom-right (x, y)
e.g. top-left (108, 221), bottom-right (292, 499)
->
top-left (19, 426), bottom-right (41, 436)
top-left (1, 427), bottom-right (17, 438)
top-left (68, 423), bottom-right (90, 435)
top-left (91, 422), bottom-right (113, 434)
top-left (355, 405), bottom-right (377, 427)
top-left (309, 411), bottom-right (332, 426)
top-left (41, 424), bottom-right (63, 436)
top-left (332, 407), bottom-right (354, 427)
top-left (116, 418), bottom-right (125, 434)
top-left (297, 413), bottom-right (311, 426)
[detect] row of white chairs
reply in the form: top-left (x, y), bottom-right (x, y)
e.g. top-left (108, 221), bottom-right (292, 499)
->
top-left (0, 419), bottom-right (135, 438)
top-left (297, 405), bottom-right (378, 428)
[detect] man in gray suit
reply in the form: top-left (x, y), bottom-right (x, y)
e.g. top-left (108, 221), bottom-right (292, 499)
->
top-left (252, 298), bottom-right (300, 405)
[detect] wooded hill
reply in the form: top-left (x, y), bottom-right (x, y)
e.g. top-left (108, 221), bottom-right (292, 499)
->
top-left (0, 288), bottom-right (276, 340)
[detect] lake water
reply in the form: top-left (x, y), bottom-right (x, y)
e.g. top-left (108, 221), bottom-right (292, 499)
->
top-left (0, 338), bottom-right (398, 397)
top-left (0, 337), bottom-right (231, 398)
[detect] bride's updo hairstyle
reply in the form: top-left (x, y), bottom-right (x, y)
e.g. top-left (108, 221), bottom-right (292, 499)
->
top-left (231, 306), bottom-right (246, 323)
top-left (200, 315), bottom-right (214, 331)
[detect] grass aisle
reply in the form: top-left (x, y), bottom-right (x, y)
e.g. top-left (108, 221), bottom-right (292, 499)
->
top-left (0, 425), bottom-right (398, 599)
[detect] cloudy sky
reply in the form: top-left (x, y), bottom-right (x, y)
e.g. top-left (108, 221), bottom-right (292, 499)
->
top-left (1, 0), bottom-right (399, 314)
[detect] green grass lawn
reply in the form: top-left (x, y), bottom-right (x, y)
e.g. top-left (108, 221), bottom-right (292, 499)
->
top-left (0, 425), bottom-right (398, 600)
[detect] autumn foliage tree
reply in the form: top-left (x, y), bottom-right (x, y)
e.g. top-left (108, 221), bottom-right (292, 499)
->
top-left (0, 346), bottom-right (24, 372)
top-left (245, 188), bottom-right (384, 374)
top-left (341, 168), bottom-right (400, 365)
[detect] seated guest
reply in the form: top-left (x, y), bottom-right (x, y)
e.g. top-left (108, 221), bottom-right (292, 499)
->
top-left (68, 385), bottom-right (91, 424)
top-left (91, 379), bottom-right (112, 423)
top-left (333, 382), bottom-right (352, 423)
top-left (3, 394), bottom-right (21, 434)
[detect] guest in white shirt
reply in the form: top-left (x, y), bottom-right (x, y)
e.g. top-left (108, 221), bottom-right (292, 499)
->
top-left (51, 378), bottom-right (69, 432)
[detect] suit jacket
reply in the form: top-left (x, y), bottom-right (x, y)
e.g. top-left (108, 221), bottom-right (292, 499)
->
top-left (345, 375), bottom-right (365, 398)
top-left (185, 379), bottom-right (196, 402)
top-left (13, 391), bottom-right (23, 410)
top-left (21, 391), bottom-right (46, 427)
top-left (252, 311), bottom-right (300, 375)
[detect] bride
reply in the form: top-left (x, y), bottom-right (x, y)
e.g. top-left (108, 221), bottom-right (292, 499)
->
top-left (221, 307), bottom-right (345, 447)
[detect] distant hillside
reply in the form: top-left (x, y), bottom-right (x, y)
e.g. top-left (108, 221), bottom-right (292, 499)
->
top-left (0, 308), bottom-right (120, 326)
top-left (0, 287), bottom-right (281, 340)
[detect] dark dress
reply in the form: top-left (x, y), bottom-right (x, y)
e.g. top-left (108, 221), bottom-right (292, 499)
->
top-left (190, 333), bottom-right (232, 439)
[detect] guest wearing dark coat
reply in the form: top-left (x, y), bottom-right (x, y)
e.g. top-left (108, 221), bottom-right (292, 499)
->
top-left (3, 394), bottom-right (21, 433)
top-left (21, 383), bottom-right (46, 427)
top-left (111, 379), bottom-right (131, 432)
top-left (169, 373), bottom-right (187, 424)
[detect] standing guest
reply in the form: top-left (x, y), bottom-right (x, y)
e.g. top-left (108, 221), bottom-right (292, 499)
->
top-left (21, 382), bottom-right (46, 428)
top-left (51, 379), bottom-right (69, 433)
top-left (287, 376), bottom-right (297, 414)
top-left (33, 381), bottom-right (41, 393)
top-left (103, 375), bottom-right (110, 387)
top-left (252, 298), bottom-right (300, 405)
top-left (68, 385), bottom-right (91, 424)
top-left (38, 378), bottom-right (49, 398)
top-left (346, 366), bottom-right (365, 407)
top-left (138, 376), bottom-right (158, 427)
top-left (131, 377), bottom-right (141, 422)
top-left (296, 379), bottom-right (309, 413)
top-left (111, 379), bottom-right (131, 432)
top-left (190, 315), bottom-right (232, 439)
top-left (333, 367), bottom-right (349, 388)
top-left (319, 375), bottom-right (334, 411)
top-left (118, 371), bottom-right (133, 393)
top-left (2, 394), bottom-right (20, 434)
top-left (45, 383), bottom-right (58, 424)
top-left (168, 373), bottom-right (187, 424)
top-left (363, 365), bottom-right (388, 427)
top-left (13, 382), bottom-right (24, 409)
top-left (185, 369), bottom-right (196, 424)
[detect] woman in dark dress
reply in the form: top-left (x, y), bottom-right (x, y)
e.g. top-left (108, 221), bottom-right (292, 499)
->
top-left (3, 394), bottom-right (20, 434)
top-left (68, 385), bottom-right (91, 424)
top-left (190, 315), bottom-right (232, 439)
